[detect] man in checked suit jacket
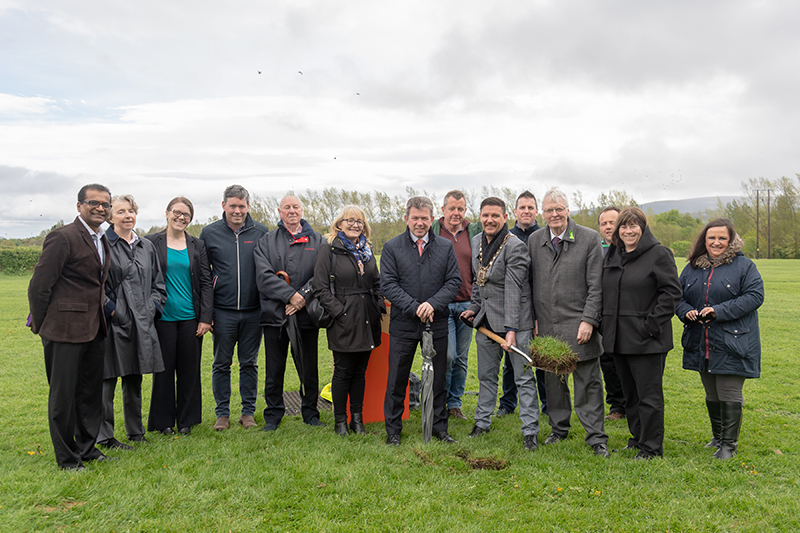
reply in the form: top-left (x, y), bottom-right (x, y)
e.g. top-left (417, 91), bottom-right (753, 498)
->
top-left (28, 184), bottom-right (114, 470)
top-left (460, 197), bottom-right (540, 451)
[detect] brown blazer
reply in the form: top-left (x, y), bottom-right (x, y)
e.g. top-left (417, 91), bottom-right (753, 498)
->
top-left (28, 217), bottom-right (110, 343)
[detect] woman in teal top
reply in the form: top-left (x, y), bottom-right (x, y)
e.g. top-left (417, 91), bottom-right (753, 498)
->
top-left (146, 197), bottom-right (213, 435)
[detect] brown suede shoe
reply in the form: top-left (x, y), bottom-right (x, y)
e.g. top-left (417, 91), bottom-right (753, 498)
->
top-left (239, 414), bottom-right (256, 429)
top-left (605, 411), bottom-right (626, 421)
top-left (448, 408), bottom-right (468, 420)
top-left (214, 416), bottom-right (230, 431)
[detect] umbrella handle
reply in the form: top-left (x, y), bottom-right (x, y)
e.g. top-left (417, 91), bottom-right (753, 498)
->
top-left (276, 270), bottom-right (290, 285)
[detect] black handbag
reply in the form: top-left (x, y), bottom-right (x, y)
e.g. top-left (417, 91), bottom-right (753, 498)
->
top-left (302, 251), bottom-right (336, 329)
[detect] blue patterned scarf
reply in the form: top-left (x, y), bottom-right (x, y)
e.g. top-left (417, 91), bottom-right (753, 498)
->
top-left (338, 232), bottom-right (373, 274)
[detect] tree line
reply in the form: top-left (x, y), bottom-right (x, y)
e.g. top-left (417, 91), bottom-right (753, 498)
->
top-left (3, 176), bottom-right (799, 260)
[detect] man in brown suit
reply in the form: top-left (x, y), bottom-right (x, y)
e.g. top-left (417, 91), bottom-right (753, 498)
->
top-left (29, 184), bottom-right (114, 470)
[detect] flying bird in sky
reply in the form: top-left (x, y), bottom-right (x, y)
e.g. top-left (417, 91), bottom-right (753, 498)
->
top-left (298, 71), bottom-right (303, 75)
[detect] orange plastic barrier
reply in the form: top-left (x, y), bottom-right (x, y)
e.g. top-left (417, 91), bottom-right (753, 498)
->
top-left (347, 301), bottom-right (409, 424)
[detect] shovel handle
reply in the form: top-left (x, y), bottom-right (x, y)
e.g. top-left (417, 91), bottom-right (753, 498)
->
top-left (475, 326), bottom-right (533, 364)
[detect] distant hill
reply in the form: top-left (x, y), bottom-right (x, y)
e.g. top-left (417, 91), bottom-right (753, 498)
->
top-left (640, 196), bottom-right (743, 217)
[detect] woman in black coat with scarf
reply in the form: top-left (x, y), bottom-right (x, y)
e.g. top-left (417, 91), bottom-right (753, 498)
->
top-left (313, 205), bottom-right (385, 436)
top-left (601, 207), bottom-right (681, 459)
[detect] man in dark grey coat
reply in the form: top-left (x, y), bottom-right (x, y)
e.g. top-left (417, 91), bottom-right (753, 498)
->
top-left (254, 195), bottom-right (326, 431)
top-left (381, 197), bottom-right (461, 446)
top-left (529, 188), bottom-right (610, 457)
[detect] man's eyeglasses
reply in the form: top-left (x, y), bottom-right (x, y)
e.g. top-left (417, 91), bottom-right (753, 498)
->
top-left (543, 206), bottom-right (567, 215)
top-left (344, 218), bottom-right (365, 227)
top-left (170, 210), bottom-right (192, 221)
top-left (81, 200), bottom-right (112, 210)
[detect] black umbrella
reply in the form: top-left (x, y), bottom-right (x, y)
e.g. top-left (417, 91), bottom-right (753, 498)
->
top-left (421, 319), bottom-right (436, 443)
top-left (277, 271), bottom-right (304, 396)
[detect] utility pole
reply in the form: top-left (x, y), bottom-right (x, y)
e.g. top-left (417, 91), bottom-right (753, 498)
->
top-left (755, 190), bottom-right (760, 259)
top-left (767, 189), bottom-right (772, 259)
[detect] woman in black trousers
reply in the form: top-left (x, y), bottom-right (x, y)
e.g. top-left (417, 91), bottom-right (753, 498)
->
top-left (146, 197), bottom-right (213, 435)
top-left (600, 207), bottom-right (682, 459)
top-left (313, 205), bottom-right (385, 436)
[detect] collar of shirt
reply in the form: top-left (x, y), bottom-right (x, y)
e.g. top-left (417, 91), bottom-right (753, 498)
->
top-left (549, 228), bottom-right (567, 241)
top-left (415, 233), bottom-right (430, 245)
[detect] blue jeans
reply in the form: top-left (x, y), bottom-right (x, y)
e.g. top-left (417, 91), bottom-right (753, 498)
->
top-left (211, 307), bottom-right (261, 418)
top-left (445, 301), bottom-right (473, 410)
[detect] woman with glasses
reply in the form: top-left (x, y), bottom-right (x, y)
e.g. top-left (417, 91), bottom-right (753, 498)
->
top-left (313, 206), bottom-right (385, 436)
top-left (600, 207), bottom-right (681, 459)
top-left (145, 197), bottom-right (213, 435)
top-left (97, 195), bottom-right (167, 450)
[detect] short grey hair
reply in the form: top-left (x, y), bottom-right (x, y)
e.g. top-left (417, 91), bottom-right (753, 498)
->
top-left (223, 184), bottom-right (250, 205)
top-left (405, 196), bottom-right (435, 218)
top-left (111, 194), bottom-right (139, 213)
top-left (542, 188), bottom-right (569, 208)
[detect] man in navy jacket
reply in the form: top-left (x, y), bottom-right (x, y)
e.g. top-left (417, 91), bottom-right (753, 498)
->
top-left (381, 197), bottom-right (461, 445)
top-left (200, 185), bottom-right (268, 431)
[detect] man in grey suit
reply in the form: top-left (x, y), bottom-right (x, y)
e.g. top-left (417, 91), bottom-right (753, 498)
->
top-left (529, 188), bottom-right (610, 457)
top-left (461, 197), bottom-right (539, 451)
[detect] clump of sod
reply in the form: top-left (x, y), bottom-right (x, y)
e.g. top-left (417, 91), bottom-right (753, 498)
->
top-left (526, 336), bottom-right (578, 375)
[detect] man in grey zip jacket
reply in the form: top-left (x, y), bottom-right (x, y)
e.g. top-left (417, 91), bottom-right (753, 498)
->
top-left (199, 185), bottom-right (268, 431)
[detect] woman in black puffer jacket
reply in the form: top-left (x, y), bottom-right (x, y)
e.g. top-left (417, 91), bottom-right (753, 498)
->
top-left (601, 207), bottom-right (681, 459)
top-left (676, 219), bottom-right (763, 460)
top-left (313, 205), bottom-right (385, 436)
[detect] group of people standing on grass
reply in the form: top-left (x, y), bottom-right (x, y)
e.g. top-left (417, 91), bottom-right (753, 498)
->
top-left (28, 183), bottom-right (763, 470)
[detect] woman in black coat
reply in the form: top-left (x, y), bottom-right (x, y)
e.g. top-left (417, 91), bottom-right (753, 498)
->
top-left (676, 219), bottom-right (763, 459)
top-left (313, 205), bottom-right (385, 436)
top-left (146, 197), bottom-right (213, 435)
top-left (600, 207), bottom-right (681, 459)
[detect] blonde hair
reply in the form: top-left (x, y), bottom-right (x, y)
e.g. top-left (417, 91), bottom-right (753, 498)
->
top-left (326, 205), bottom-right (372, 244)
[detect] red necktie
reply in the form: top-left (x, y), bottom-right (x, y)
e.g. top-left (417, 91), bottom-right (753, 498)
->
top-left (417, 239), bottom-right (424, 256)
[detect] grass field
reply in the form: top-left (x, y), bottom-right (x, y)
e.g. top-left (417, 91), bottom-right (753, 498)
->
top-left (1, 260), bottom-right (799, 532)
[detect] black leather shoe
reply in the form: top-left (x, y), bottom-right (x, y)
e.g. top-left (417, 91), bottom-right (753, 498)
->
top-left (633, 450), bottom-right (656, 460)
top-left (62, 464), bottom-right (87, 471)
top-left (433, 431), bottom-right (457, 443)
top-left (160, 427), bottom-right (176, 435)
top-left (592, 443), bottom-right (611, 457)
top-left (99, 438), bottom-right (133, 451)
top-left (386, 434), bottom-right (401, 446)
top-left (178, 427), bottom-right (191, 435)
top-left (128, 434), bottom-right (148, 444)
top-left (523, 435), bottom-right (539, 451)
top-left (544, 433), bottom-right (566, 445)
top-left (86, 454), bottom-right (119, 463)
top-left (305, 417), bottom-right (327, 427)
top-left (349, 413), bottom-right (366, 435)
top-left (493, 407), bottom-right (512, 418)
top-left (468, 425), bottom-right (489, 438)
top-left (261, 423), bottom-right (278, 432)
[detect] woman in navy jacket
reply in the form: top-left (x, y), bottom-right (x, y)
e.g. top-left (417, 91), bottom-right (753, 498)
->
top-left (676, 219), bottom-right (763, 459)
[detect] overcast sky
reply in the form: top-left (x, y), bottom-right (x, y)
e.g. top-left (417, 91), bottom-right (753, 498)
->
top-left (1, 0), bottom-right (798, 237)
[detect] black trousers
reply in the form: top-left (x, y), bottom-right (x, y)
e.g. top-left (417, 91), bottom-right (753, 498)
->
top-left (97, 374), bottom-right (143, 442)
top-left (262, 325), bottom-right (320, 425)
top-left (148, 319), bottom-right (203, 431)
top-left (384, 335), bottom-right (448, 436)
top-left (331, 350), bottom-right (371, 417)
top-left (613, 352), bottom-right (667, 456)
top-left (600, 352), bottom-right (626, 414)
top-left (43, 333), bottom-right (106, 469)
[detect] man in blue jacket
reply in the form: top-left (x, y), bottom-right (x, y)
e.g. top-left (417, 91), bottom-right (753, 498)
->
top-left (381, 197), bottom-right (461, 445)
top-left (200, 185), bottom-right (268, 431)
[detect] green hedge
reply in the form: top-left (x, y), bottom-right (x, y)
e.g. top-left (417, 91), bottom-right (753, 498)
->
top-left (0, 248), bottom-right (42, 273)
top-left (671, 241), bottom-right (691, 257)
